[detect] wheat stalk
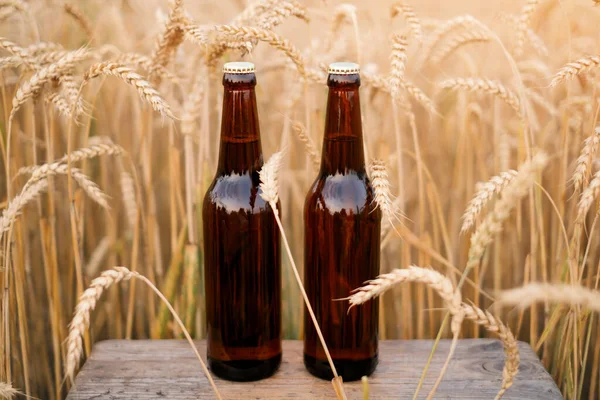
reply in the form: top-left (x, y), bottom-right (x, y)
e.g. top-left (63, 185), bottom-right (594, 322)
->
top-left (259, 151), bottom-right (347, 400)
top-left (84, 62), bottom-right (175, 119)
top-left (498, 12), bottom-right (548, 57)
top-left (573, 127), bottom-right (600, 192)
top-left (462, 303), bottom-right (519, 399)
top-left (440, 78), bottom-right (522, 118)
top-left (346, 265), bottom-right (465, 399)
top-left (213, 25), bottom-right (305, 77)
top-left (64, 266), bottom-right (221, 398)
top-left (390, 2), bottom-right (423, 41)
top-left (499, 283), bottom-right (600, 313)
top-left (550, 55), bottom-right (600, 87)
top-left (514, 0), bottom-right (539, 56)
top-left (292, 121), bottom-right (320, 169)
top-left (430, 30), bottom-right (489, 64)
top-left (467, 152), bottom-right (548, 271)
top-left (85, 237), bottom-right (112, 276)
top-left (461, 170), bottom-right (518, 233)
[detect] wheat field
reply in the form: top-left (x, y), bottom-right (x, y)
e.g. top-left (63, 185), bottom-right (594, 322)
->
top-left (1, 0), bottom-right (600, 398)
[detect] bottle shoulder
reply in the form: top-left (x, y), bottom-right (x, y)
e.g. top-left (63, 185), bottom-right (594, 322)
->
top-left (203, 171), bottom-right (271, 214)
top-left (305, 170), bottom-right (379, 216)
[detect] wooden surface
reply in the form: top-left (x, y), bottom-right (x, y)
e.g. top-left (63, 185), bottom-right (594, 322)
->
top-left (67, 339), bottom-right (562, 399)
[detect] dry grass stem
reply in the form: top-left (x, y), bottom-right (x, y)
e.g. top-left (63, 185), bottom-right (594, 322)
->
top-left (461, 170), bottom-right (518, 233)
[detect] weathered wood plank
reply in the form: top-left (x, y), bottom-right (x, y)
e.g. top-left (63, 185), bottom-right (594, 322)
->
top-left (67, 339), bottom-right (561, 399)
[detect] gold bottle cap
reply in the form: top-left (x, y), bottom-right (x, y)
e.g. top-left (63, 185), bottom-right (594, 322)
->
top-left (223, 61), bottom-right (255, 74)
top-left (328, 62), bottom-right (360, 75)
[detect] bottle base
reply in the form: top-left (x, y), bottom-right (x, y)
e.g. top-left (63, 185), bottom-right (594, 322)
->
top-left (208, 354), bottom-right (281, 382)
top-left (303, 353), bottom-right (378, 382)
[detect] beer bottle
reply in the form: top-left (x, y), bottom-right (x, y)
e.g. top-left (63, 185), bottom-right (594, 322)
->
top-left (203, 62), bottom-right (281, 381)
top-left (303, 62), bottom-right (381, 381)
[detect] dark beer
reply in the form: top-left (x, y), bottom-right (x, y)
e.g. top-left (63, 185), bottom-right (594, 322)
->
top-left (303, 62), bottom-right (381, 381)
top-left (203, 62), bottom-right (281, 381)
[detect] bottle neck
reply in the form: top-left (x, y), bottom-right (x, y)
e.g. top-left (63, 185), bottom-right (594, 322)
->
top-left (320, 73), bottom-right (365, 175)
top-left (216, 72), bottom-right (263, 175)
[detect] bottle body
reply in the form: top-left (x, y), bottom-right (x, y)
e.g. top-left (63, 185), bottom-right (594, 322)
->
top-left (203, 64), bottom-right (281, 381)
top-left (303, 172), bottom-right (381, 381)
top-left (303, 65), bottom-right (381, 381)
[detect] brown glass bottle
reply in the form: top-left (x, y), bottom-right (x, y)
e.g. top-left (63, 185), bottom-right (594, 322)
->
top-left (303, 62), bottom-right (381, 382)
top-left (203, 62), bottom-right (281, 382)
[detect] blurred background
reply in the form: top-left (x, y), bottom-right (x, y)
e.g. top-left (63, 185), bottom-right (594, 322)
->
top-left (1, 0), bottom-right (600, 398)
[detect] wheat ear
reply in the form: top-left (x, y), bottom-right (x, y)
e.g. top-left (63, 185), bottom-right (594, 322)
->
top-left (467, 152), bottom-right (548, 271)
top-left (257, 0), bottom-right (308, 30)
top-left (577, 170), bottom-right (600, 221)
top-left (369, 159), bottom-right (402, 226)
top-left (0, 179), bottom-right (48, 238)
top-left (390, 2), bottom-right (423, 41)
top-left (499, 283), bottom-right (600, 313)
top-left (17, 143), bottom-right (125, 177)
top-left (259, 151), bottom-right (347, 400)
top-left (120, 171), bottom-right (137, 230)
top-left (430, 30), bottom-right (489, 64)
top-left (461, 170), bottom-right (518, 233)
top-left (440, 78), bottom-right (522, 119)
top-left (63, 2), bottom-right (93, 39)
top-left (65, 267), bottom-right (222, 398)
top-left (10, 48), bottom-right (89, 119)
top-left (573, 127), bottom-right (600, 192)
top-left (0, 36), bottom-right (35, 64)
top-left (84, 62), bottom-right (175, 119)
top-left (550, 55), bottom-right (600, 87)
top-left (417, 15), bottom-right (479, 65)
top-left (0, 381), bottom-right (20, 399)
top-left (462, 303), bottom-right (519, 399)
top-left (213, 25), bottom-right (305, 77)
top-left (149, 0), bottom-right (186, 81)
top-left (292, 121), bottom-right (320, 169)
top-left (389, 34), bottom-right (408, 99)
top-left (514, 0), bottom-right (539, 56)
top-left (346, 265), bottom-right (465, 399)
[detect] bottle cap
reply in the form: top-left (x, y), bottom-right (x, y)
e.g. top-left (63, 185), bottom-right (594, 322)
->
top-left (223, 61), bottom-right (255, 74)
top-left (328, 62), bottom-right (360, 75)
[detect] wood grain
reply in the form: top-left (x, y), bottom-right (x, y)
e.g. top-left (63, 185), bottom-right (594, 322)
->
top-left (67, 339), bottom-right (561, 399)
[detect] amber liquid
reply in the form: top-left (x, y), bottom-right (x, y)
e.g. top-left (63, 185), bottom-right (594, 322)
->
top-left (203, 72), bottom-right (282, 381)
top-left (303, 73), bottom-right (381, 382)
